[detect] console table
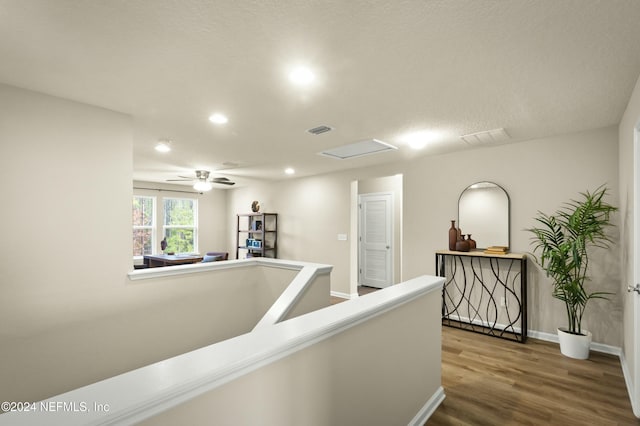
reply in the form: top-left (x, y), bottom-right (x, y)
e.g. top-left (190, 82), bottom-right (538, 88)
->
top-left (143, 254), bottom-right (204, 268)
top-left (435, 250), bottom-right (527, 343)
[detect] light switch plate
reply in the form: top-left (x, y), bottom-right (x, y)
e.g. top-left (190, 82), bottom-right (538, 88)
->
top-left (337, 234), bottom-right (347, 241)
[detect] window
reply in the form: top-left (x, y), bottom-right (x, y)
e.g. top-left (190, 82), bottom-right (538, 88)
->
top-left (132, 195), bottom-right (199, 257)
top-left (132, 196), bottom-right (156, 256)
top-left (163, 197), bottom-right (198, 253)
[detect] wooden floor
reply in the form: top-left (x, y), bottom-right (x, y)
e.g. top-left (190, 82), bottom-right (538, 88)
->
top-left (429, 326), bottom-right (640, 425)
top-left (331, 289), bottom-right (639, 425)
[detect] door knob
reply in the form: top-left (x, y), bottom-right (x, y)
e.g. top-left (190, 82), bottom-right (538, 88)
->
top-left (628, 284), bottom-right (640, 294)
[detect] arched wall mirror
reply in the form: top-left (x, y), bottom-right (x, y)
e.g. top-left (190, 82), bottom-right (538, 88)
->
top-left (458, 181), bottom-right (510, 249)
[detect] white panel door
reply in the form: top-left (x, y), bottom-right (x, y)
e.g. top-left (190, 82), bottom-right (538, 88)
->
top-left (359, 193), bottom-right (393, 288)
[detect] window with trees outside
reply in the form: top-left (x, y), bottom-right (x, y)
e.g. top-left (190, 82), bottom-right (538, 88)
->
top-left (132, 196), bottom-right (156, 256)
top-left (163, 198), bottom-right (198, 254)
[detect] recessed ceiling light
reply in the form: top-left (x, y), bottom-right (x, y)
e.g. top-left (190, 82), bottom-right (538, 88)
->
top-left (288, 66), bottom-right (315, 86)
top-left (209, 113), bottom-right (228, 125)
top-left (285, 167), bottom-right (295, 175)
top-left (154, 140), bottom-right (171, 153)
top-left (400, 130), bottom-right (441, 150)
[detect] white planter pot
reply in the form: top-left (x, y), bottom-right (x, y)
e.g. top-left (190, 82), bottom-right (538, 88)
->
top-left (557, 328), bottom-right (592, 360)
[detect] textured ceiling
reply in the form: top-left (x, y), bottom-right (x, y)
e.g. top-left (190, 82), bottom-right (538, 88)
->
top-left (1, 0), bottom-right (640, 186)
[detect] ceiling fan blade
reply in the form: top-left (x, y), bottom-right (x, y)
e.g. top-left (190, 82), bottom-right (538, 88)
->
top-left (168, 171), bottom-right (219, 183)
top-left (211, 177), bottom-right (235, 185)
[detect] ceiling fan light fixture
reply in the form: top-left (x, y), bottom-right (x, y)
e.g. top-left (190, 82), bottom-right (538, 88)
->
top-left (193, 180), bottom-right (213, 192)
top-left (166, 170), bottom-right (235, 187)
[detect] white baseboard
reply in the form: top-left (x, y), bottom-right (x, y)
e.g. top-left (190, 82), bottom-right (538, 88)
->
top-left (619, 350), bottom-right (640, 418)
top-left (330, 290), bottom-right (358, 299)
top-left (527, 329), bottom-right (622, 356)
top-left (445, 313), bottom-right (622, 355)
top-left (408, 386), bottom-right (445, 426)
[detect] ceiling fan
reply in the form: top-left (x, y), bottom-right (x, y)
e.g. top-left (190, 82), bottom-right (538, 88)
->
top-left (167, 170), bottom-right (235, 191)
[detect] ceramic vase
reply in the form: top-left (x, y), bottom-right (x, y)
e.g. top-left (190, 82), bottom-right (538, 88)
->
top-left (455, 235), bottom-right (470, 252)
top-left (467, 235), bottom-right (476, 250)
top-left (448, 220), bottom-right (457, 251)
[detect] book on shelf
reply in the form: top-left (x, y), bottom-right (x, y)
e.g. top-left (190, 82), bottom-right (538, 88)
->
top-left (484, 246), bottom-right (509, 255)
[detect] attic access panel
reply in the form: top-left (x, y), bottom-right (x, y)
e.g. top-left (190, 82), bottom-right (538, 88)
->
top-left (319, 139), bottom-right (398, 160)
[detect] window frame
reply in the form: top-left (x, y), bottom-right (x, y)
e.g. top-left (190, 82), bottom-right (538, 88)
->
top-left (162, 197), bottom-right (199, 254)
top-left (132, 195), bottom-right (157, 258)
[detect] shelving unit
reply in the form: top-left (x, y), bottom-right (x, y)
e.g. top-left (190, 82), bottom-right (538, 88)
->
top-left (236, 213), bottom-right (278, 259)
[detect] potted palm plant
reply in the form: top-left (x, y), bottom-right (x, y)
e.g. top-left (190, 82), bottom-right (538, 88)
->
top-left (527, 185), bottom-right (617, 359)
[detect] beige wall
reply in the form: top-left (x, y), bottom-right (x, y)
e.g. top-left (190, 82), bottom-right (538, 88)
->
top-left (283, 273), bottom-right (331, 322)
top-left (228, 126), bottom-right (621, 345)
top-left (228, 174), bottom-right (357, 294)
top-left (619, 74), bottom-right (640, 406)
top-left (0, 83), bottom-right (131, 399)
top-left (402, 126), bottom-right (620, 345)
top-left (0, 85), bottom-right (311, 405)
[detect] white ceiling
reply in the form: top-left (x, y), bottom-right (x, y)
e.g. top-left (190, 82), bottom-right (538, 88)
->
top-left (1, 0), bottom-right (640, 187)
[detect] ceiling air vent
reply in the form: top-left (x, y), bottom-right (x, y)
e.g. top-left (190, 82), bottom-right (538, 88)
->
top-left (319, 139), bottom-right (398, 160)
top-left (307, 125), bottom-right (333, 135)
top-left (460, 128), bottom-right (510, 146)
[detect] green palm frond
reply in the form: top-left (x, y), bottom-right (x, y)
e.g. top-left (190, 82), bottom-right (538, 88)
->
top-left (526, 185), bottom-right (617, 334)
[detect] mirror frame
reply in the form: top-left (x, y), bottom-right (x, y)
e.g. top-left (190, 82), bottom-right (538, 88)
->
top-left (458, 181), bottom-right (510, 249)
